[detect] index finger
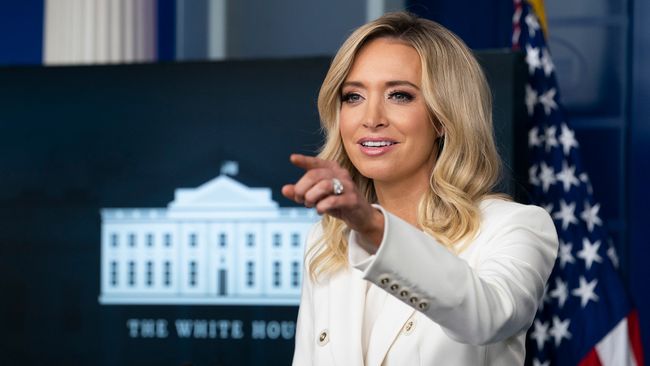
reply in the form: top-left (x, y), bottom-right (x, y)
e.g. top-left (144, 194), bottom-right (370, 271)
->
top-left (290, 154), bottom-right (333, 171)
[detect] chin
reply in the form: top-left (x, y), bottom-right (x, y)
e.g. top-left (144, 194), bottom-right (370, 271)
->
top-left (353, 164), bottom-right (395, 182)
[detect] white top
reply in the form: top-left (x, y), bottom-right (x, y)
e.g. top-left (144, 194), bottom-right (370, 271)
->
top-left (293, 199), bottom-right (559, 366)
top-left (362, 283), bottom-right (387, 364)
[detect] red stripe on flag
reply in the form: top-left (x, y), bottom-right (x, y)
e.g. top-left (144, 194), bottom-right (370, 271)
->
top-left (628, 310), bottom-right (645, 366)
top-left (578, 348), bottom-right (603, 366)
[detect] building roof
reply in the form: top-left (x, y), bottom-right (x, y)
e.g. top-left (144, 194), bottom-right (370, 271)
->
top-left (169, 174), bottom-right (278, 210)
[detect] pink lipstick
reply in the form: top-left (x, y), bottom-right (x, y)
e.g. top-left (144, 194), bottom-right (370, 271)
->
top-left (357, 137), bottom-right (399, 156)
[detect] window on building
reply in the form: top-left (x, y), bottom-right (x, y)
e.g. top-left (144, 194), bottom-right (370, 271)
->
top-left (146, 233), bottom-right (154, 247)
top-left (218, 269), bottom-right (227, 296)
top-left (146, 261), bottom-right (153, 286)
top-left (273, 233), bottom-right (281, 247)
top-left (128, 233), bottom-right (136, 247)
top-left (110, 261), bottom-right (118, 286)
top-left (128, 261), bottom-right (136, 286)
top-left (164, 261), bottom-right (171, 286)
top-left (189, 233), bottom-right (197, 247)
top-left (219, 233), bottom-right (227, 247)
top-left (164, 233), bottom-right (172, 247)
top-left (246, 233), bottom-right (255, 247)
top-left (292, 233), bottom-right (301, 247)
top-left (110, 233), bottom-right (118, 247)
top-left (292, 261), bottom-right (300, 288)
top-left (189, 261), bottom-right (197, 287)
top-left (246, 261), bottom-right (255, 287)
top-left (273, 261), bottom-right (281, 287)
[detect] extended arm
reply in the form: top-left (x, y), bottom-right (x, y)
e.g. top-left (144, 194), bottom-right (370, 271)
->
top-left (350, 202), bottom-right (558, 345)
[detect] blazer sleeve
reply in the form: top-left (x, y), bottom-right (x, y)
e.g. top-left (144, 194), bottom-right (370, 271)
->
top-left (349, 202), bottom-right (558, 345)
top-left (292, 225), bottom-right (320, 365)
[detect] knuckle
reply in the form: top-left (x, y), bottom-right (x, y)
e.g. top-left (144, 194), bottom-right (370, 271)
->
top-left (303, 170), bottom-right (317, 182)
top-left (293, 186), bottom-right (305, 197)
top-left (320, 179), bottom-right (333, 191)
top-left (312, 168), bottom-right (330, 181)
top-left (304, 191), bottom-right (317, 206)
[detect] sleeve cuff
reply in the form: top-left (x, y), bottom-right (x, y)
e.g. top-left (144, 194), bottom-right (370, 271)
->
top-left (347, 204), bottom-right (389, 272)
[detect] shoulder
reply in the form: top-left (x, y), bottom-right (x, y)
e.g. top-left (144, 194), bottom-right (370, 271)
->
top-left (480, 198), bottom-right (552, 224)
top-left (477, 198), bottom-right (556, 237)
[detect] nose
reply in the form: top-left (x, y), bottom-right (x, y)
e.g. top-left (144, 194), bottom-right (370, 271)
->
top-left (362, 97), bottom-right (388, 129)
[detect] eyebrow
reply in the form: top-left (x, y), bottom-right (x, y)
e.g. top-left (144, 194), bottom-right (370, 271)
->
top-left (342, 80), bottom-right (420, 90)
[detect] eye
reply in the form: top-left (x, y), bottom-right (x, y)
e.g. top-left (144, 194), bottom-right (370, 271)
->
top-left (388, 91), bottom-right (414, 103)
top-left (341, 92), bottom-right (363, 104)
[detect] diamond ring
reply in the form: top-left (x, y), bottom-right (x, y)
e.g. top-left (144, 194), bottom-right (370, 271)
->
top-left (332, 178), bottom-right (344, 195)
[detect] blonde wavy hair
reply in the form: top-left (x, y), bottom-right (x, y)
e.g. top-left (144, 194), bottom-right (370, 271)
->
top-left (308, 12), bottom-right (504, 280)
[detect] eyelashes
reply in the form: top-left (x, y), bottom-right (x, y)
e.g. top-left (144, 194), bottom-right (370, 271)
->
top-left (340, 90), bottom-right (415, 104)
top-left (388, 91), bottom-right (414, 103)
top-left (341, 92), bottom-right (362, 103)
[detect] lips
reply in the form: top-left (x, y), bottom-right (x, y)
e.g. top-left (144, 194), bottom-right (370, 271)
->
top-left (356, 137), bottom-right (399, 156)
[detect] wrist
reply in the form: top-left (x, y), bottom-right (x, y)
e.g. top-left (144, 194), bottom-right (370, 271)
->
top-left (357, 208), bottom-right (384, 247)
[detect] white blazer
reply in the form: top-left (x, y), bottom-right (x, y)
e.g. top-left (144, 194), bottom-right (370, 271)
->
top-left (292, 199), bottom-right (558, 366)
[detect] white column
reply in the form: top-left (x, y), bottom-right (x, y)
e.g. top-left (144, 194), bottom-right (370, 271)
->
top-left (95, 0), bottom-right (109, 63)
top-left (123, 0), bottom-right (135, 63)
top-left (83, 0), bottom-right (95, 63)
top-left (108, 0), bottom-right (122, 63)
top-left (43, 0), bottom-right (158, 65)
top-left (70, 0), bottom-right (83, 62)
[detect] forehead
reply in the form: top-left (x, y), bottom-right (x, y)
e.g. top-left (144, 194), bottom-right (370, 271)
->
top-left (346, 37), bottom-right (422, 83)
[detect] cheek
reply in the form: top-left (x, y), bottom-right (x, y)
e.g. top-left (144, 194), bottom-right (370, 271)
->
top-left (338, 116), bottom-right (357, 147)
top-left (408, 113), bottom-right (437, 156)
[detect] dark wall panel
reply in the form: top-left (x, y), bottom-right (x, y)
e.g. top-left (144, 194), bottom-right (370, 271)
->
top-left (630, 0), bottom-right (650, 356)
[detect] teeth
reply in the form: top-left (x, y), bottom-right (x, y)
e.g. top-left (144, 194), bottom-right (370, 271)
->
top-left (361, 141), bottom-right (394, 147)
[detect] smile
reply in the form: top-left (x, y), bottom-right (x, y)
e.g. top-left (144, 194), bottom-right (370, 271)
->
top-left (360, 141), bottom-right (397, 147)
top-left (356, 138), bottom-right (399, 156)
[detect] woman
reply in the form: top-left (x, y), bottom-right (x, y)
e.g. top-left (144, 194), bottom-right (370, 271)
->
top-left (283, 12), bottom-right (558, 365)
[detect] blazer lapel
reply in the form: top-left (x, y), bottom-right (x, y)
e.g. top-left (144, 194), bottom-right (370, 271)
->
top-left (365, 290), bottom-right (415, 366)
top-left (328, 267), bottom-right (367, 366)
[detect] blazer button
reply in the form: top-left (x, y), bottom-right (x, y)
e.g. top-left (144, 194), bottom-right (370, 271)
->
top-left (379, 276), bottom-right (390, 286)
top-left (317, 330), bottom-right (329, 346)
top-left (418, 301), bottom-right (430, 311)
top-left (399, 290), bottom-right (409, 298)
top-left (409, 296), bottom-right (418, 304)
top-left (390, 283), bottom-right (399, 291)
top-left (402, 320), bottom-right (416, 336)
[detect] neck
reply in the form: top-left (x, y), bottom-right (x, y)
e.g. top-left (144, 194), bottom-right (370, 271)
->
top-left (374, 177), bottom-right (429, 228)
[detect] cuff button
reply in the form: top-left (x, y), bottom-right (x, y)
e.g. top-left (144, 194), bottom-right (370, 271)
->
top-left (418, 301), bottom-right (429, 311)
top-left (409, 297), bottom-right (418, 304)
top-left (317, 330), bottom-right (329, 346)
top-left (390, 283), bottom-right (399, 291)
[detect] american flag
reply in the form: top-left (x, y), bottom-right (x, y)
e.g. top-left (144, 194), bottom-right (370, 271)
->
top-left (512, 0), bottom-right (645, 365)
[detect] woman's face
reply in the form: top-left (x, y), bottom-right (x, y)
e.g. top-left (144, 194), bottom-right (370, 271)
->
top-left (339, 37), bottom-right (439, 186)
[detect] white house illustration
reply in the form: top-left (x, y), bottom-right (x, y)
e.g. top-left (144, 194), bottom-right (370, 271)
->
top-left (99, 167), bottom-right (318, 306)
